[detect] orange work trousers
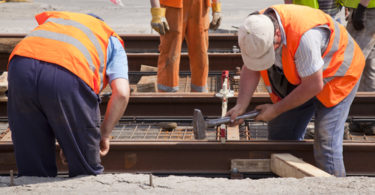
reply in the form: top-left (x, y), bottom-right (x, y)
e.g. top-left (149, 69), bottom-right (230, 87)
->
top-left (157, 0), bottom-right (209, 92)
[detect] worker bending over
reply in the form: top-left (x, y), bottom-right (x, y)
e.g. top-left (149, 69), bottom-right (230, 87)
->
top-left (7, 12), bottom-right (130, 177)
top-left (149, 0), bottom-right (221, 92)
top-left (226, 4), bottom-right (365, 177)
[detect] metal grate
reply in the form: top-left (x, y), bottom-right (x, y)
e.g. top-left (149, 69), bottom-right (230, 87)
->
top-left (111, 122), bottom-right (218, 141)
top-left (1, 120), bottom-right (374, 142)
top-left (110, 121), bottom-right (271, 141)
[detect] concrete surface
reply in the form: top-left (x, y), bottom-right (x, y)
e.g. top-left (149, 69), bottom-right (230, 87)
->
top-left (0, 0), bottom-right (284, 34)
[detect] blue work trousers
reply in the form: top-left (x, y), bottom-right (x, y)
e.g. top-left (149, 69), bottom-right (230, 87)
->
top-left (8, 56), bottom-right (103, 177)
top-left (268, 83), bottom-right (359, 177)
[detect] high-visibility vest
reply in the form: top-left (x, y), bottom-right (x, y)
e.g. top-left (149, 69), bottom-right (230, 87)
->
top-left (293, 0), bottom-right (319, 8)
top-left (343, 0), bottom-right (375, 8)
top-left (260, 4), bottom-right (365, 108)
top-left (8, 11), bottom-right (124, 94)
top-left (160, 0), bottom-right (211, 8)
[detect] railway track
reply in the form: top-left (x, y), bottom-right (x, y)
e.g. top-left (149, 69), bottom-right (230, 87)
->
top-left (0, 34), bottom-right (241, 72)
top-left (0, 34), bottom-right (375, 176)
top-left (0, 140), bottom-right (374, 176)
top-left (1, 34), bottom-right (374, 117)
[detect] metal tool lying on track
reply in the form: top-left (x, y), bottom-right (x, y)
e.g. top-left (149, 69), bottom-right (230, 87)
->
top-left (193, 109), bottom-right (259, 139)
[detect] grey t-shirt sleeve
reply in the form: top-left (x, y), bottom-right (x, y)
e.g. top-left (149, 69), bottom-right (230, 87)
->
top-left (295, 27), bottom-right (330, 78)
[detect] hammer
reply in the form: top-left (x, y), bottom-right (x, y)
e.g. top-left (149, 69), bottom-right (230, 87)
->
top-left (192, 109), bottom-right (259, 140)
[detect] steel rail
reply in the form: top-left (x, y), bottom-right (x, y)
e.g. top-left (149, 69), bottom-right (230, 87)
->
top-left (1, 92), bottom-right (374, 117)
top-left (0, 34), bottom-right (240, 72)
top-left (109, 92), bottom-right (375, 117)
top-left (1, 52), bottom-right (242, 72)
top-left (0, 33), bottom-right (238, 53)
top-left (0, 141), bottom-right (374, 175)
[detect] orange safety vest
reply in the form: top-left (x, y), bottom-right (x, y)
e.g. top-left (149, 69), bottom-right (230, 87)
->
top-left (8, 11), bottom-right (124, 94)
top-left (160, 0), bottom-right (211, 8)
top-left (260, 4), bottom-right (365, 108)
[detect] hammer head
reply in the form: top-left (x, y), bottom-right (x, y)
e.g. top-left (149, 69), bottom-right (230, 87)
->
top-left (193, 109), bottom-right (207, 140)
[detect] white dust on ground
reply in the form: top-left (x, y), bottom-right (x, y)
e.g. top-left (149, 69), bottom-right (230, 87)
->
top-left (1, 173), bottom-right (375, 194)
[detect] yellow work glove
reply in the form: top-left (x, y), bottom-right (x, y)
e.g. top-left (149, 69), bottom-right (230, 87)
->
top-left (210, 2), bottom-right (222, 30)
top-left (151, 7), bottom-right (170, 35)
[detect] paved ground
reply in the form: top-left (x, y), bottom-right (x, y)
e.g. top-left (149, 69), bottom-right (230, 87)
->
top-left (0, 0), bottom-right (284, 34)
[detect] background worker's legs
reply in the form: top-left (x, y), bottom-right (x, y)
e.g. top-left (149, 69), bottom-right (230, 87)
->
top-left (8, 56), bottom-right (58, 177)
top-left (157, 6), bottom-right (184, 92)
top-left (313, 83), bottom-right (359, 177)
top-left (347, 8), bottom-right (375, 92)
top-left (359, 47), bottom-right (375, 91)
top-left (185, 0), bottom-right (210, 92)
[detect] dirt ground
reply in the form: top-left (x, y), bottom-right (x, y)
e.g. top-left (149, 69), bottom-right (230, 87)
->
top-left (1, 0), bottom-right (375, 194)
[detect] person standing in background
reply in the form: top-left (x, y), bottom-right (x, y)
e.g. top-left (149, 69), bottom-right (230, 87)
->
top-left (149, 0), bottom-right (221, 92)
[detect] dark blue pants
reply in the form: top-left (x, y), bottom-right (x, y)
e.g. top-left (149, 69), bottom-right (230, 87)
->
top-left (8, 56), bottom-right (103, 177)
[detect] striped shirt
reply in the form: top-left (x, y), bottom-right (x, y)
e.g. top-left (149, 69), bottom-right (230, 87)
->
top-left (317, 0), bottom-right (342, 17)
top-left (273, 9), bottom-right (330, 78)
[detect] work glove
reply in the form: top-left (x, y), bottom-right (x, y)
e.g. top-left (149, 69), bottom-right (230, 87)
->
top-left (150, 7), bottom-right (169, 35)
top-left (351, 3), bottom-right (366, 31)
top-left (209, 2), bottom-right (222, 30)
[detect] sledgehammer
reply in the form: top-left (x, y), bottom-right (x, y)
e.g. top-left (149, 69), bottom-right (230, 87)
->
top-left (192, 109), bottom-right (259, 140)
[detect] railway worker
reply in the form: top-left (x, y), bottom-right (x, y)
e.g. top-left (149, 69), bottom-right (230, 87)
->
top-left (149, 0), bottom-right (221, 92)
top-left (7, 12), bottom-right (130, 177)
top-left (345, 0), bottom-right (375, 133)
top-left (226, 4), bottom-right (365, 177)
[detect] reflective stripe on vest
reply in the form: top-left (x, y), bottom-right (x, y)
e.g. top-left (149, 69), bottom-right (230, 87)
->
top-left (42, 17), bottom-right (105, 90)
top-left (7, 11), bottom-right (122, 94)
top-left (324, 33), bottom-right (355, 84)
top-left (322, 21), bottom-right (355, 84)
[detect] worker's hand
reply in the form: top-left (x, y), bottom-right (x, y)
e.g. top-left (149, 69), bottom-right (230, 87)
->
top-left (59, 149), bottom-right (68, 165)
top-left (254, 104), bottom-right (279, 122)
top-left (209, 2), bottom-right (222, 30)
top-left (351, 3), bottom-right (366, 31)
top-left (226, 104), bottom-right (246, 126)
top-left (99, 136), bottom-right (111, 157)
top-left (150, 7), bottom-right (170, 35)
